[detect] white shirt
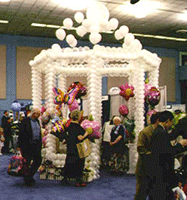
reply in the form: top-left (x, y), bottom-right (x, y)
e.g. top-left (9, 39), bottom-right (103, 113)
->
top-left (102, 121), bottom-right (114, 142)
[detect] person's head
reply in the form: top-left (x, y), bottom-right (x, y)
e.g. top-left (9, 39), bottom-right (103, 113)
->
top-left (113, 116), bottom-right (121, 126)
top-left (4, 110), bottom-right (8, 117)
top-left (0, 126), bottom-right (3, 133)
top-left (31, 108), bottom-right (41, 120)
top-left (159, 110), bottom-right (174, 130)
top-left (110, 115), bottom-right (117, 125)
top-left (7, 117), bottom-right (11, 123)
top-left (70, 109), bottom-right (81, 122)
top-left (150, 112), bottom-right (160, 125)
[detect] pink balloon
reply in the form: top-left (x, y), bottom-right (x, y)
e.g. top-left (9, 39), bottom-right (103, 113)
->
top-left (66, 86), bottom-right (80, 105)
top-left (42, 136), bottom-right (47, 147)
top-left (147, 109), bottom-right (157, 117)
top-left (119, 104), bottom-right (129, 117)
top-left (69, 100), bottom-right (79, 112)
top-left (89, 131), bottom-right (101, 139)
top-left (119, 83), bottom-right (134, 101)
top-left (144, 83), bottom-right (152, 98)
top-left (81, 119), bottom-right (101, 139)
top-left (146, 87), bottom-right (161, 107)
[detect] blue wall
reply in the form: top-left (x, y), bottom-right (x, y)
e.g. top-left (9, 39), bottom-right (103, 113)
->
top-left (0, 34), bottom-right (185, 120)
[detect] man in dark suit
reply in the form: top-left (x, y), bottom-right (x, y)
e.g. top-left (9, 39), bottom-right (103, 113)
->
top-left (1, 110), bottom-right (9, 129)
top-left (18, 108), bottom-right (42, 186)
top-left (149, 111), bottom-right (187, 200)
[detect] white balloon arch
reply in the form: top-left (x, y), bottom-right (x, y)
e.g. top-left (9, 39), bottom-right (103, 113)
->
top-left (29, 2), bottom-right (161, 181)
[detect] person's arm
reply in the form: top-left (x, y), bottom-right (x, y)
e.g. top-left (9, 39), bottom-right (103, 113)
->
top-left (170, 118), bottom-right (186, 140)
top-left (110, 125), bottom-right (123, 145)
top-left (110, 135), bottom-right (122, 145)
top-left (78, 131), bottom-right (89, 141)
top-left (137, 129), bottom-right (150, 155)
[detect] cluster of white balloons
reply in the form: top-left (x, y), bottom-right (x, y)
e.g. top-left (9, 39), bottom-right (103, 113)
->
top-left (55, 2), bottom-right (142, 49)
top-left (42, 133), bottom-right (100, 181)
top-left (31, 66), bottom-right (42, 108)
top-left (43, 133), bottom-right (66, 167)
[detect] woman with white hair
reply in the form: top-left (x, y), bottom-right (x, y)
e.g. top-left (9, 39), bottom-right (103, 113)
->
top-left (108, 116), bottom-right (128, 174)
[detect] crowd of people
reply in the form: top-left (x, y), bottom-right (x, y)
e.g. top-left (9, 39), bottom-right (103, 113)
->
top-left (135, 110), bottom-right (187, 200)
top-left (1, 106), bottom-right (187, 199)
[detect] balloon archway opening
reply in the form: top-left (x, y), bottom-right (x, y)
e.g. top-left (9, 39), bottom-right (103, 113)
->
top-left (29, 3), bottom-right (161, 180)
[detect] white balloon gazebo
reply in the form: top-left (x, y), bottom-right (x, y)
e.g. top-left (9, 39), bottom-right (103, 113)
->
top-left (29, 2), bottom-right (162, 180)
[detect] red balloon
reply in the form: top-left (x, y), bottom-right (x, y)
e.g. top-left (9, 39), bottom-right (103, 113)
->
top-left (119, 104), bottom-right (129, 117)
top-left (146, 87), bottom-right (161, 107)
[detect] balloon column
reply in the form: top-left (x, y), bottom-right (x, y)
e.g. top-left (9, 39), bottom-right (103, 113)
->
top-left (11, 100), bottom-right (21, 121)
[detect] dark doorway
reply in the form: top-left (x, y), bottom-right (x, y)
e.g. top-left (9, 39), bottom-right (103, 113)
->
top-left (180, 80), bottom-right (187, 112)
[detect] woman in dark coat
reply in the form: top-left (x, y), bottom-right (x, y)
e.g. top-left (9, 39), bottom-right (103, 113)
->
top-left (63, 109), bottom-right (88, 187)
top-left (109, 116), bottom-right (128, 174)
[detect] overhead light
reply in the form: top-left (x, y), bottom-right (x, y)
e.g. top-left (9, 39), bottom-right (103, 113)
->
top-left (0, 20), bottom-right (8, 23)
top-left (53, 0), bottom-right (94, 10)
top-left (46, 24), bottom-right (61, 28)
top-left (134, 33), bottom-right (187, 42)
top-left (130, 0), bottom-right (140, 4)
top-left (178, 11), bottom-right (187, 21)
top-left (31, 23), bottom-right (77, 30)
top-left (120, 1), bottom-right (160, 18)
top-left (31, 23), bottom-right (187, 42)
top-left (176, 30), bottom-right (187, 33)
top-left (0, 0), bottom-right (10, 2)
top-left (31, 23), bottom-right (46, 27)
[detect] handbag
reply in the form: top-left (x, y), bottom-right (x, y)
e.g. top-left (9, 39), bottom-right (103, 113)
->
top-left (7, 150), bottom-right (29, 177)
top-left (76, 138), bottom-right (91, 159)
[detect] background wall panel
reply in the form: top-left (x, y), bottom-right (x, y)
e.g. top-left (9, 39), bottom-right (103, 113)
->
top-left (159, 57), bottom-right (176, 102)
top-left (16, 46), bottom-right (45, 99)
top-left (107, 77), bottom-right (128, 93)
top-left (0, 45), bottom-right (6, 99)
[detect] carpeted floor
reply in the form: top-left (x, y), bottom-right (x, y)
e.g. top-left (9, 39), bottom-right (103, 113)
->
top-left (0, 154), bottom-right (136, 200)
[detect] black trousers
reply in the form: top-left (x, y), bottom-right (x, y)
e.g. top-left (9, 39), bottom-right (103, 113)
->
top-left (64, 154), bottom-right (85, 182)
top-left (4, 135), bottom-right (13, 152)
top-left (22, 140), bottom-right (42, 178)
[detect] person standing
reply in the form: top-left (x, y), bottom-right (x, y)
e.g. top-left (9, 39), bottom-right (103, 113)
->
top-left (62, 109), bottom-right (89, 187)
top-left (101, 116), bottom-right (115, 167)
top-left (109, 116), bottom-right (128, 174)
top-left (1, 110), bottom-right (9, 130)
top-left (149, 111), bottom-right (187, 200)
top-left (3, 117), bottom-right (14, 153)
top-left (134, 112), bottom-right (160, 200)
top-left (18, 108), bottom-right (42, 186)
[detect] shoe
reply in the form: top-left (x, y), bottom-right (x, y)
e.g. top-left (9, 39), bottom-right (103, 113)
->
top-left (80, 182), bottom-right (87, 187)
top-left (24, 177), bottom-right (35, 186)
top-left (75, 182), bottom-right (81, 187)
top-left (61, 178), bottom-right (70, 185)
top-left (75, 182), bottom-right (87, 187)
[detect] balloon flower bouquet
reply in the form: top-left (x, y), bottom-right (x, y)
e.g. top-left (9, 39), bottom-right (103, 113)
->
top-left (145, 83), bottom-right (161, 125)
top-left (119, 83), bottom-right (135, 142)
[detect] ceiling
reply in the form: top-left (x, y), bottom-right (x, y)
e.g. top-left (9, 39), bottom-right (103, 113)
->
top-left (0, 0), bottom-right (187, 50)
